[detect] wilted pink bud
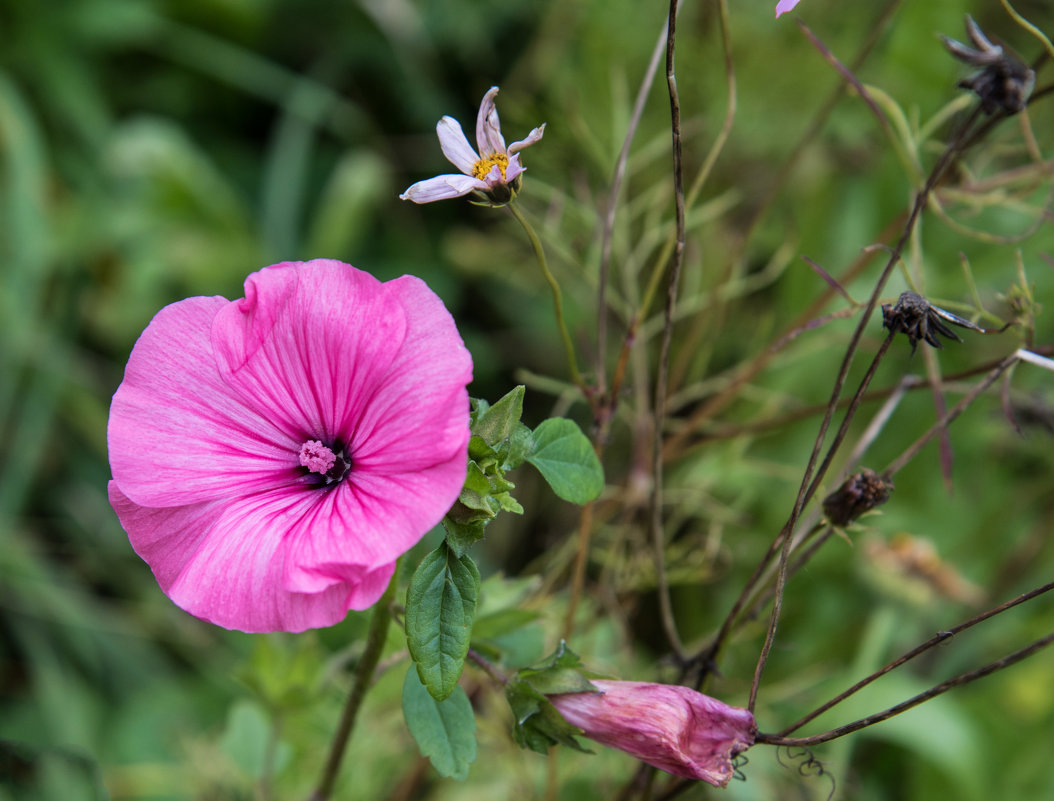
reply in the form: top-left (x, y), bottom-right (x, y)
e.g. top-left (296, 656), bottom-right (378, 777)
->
top-left (549, 680), bottom-right (756, 787)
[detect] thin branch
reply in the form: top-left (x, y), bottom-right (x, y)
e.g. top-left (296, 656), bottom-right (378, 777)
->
top-left (776, 580), bottom-right (1054, 737)
top-left (650, 0), bottom-right (687, 660)
top-left (882, 352), bottom-right (1019, 478)
top-left (595, 2), bottom-right (674, 400)
top-left (758, 628), bottom-right (1054, 748)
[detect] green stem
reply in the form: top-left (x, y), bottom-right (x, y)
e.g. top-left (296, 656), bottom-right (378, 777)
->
top-left (506, 202), bottom-right (584, 389)
top-left (307, 563), bottom-right (399, 801)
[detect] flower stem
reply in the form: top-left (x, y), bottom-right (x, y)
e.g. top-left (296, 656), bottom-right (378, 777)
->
top-left (307, 564), bottom-right (399, 801)
top-left (506, 202), bottom-right (584, 389)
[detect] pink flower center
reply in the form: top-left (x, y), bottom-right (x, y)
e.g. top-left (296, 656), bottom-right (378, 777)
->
top-left (298, 439), bottom-right (351, 485)
top-left (472, 153), bottom-right (509, 182)
top-left (299, 440), bottom-right (336, 473)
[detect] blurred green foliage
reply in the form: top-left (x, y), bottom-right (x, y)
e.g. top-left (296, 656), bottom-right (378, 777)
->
top-left (2, 0), bottom-right (1053, 799)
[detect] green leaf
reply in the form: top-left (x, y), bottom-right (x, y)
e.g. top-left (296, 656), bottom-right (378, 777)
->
top-left (505, 679), bottom-right (590, 755)
top-left (470, 608), bottom-right (540, 641)
top-left (219, 700), bottom-right (291, 779)
top-left (473, 385), bottom-right (525, 446)
top-left (405, 544), bottom-right (481, 700)
top-left (526, 418), bottom-right (604, 504)
top-left (506, 642), bottom-right (597, 755)
top-left (441, 516), bottom-right (487, 558)
top-left (502, 422), bottom-right (535, 470)
top-left (402, 666), bottom-right (477, 780)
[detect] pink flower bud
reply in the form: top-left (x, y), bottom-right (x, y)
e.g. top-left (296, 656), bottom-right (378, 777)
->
top-left (549, 680), bottom-right (755, 787)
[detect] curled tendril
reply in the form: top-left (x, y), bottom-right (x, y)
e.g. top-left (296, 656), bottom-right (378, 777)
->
top-left (731, 753), bottom-right (749, 783)
top-left (776, 746), bottom-right (837, 801)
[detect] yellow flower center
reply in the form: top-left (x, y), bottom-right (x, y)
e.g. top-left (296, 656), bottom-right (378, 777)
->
top-left (472, 153), bottom-right (509, 181)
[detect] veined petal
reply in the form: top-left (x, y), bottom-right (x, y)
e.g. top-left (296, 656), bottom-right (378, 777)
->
top-left (475, 86), bottom-right (506, 155)
top-left (348, 275), bottom-right (472, 471)
top-left (285, 461), bottom-right (463, 593)
top-left (210, 260), bottom-right (408, 447)
top-left (551, 681), bottom-right (756, 787)
top-left (110, 482), bottom-right (395, 632)
top-left (775, 0), bottom-right (801, 17)
top-left (108, 296), bottom-right (297, 508)
top-left (508, 123), bottom-right (546, 154)
top-left (400, 173), bottom-right (488, 203)
top-left (437, 116), bottom-right (479, 174)
top-left (288, 275), bottom-right (472, 581)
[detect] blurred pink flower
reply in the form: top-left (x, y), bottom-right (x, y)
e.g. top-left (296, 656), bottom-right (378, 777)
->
top-left (775, 0), bottom-right (802, 16)
top-left (400, 86), bottom-right (545, 204)
top-left (107, 259), bottom-right (472, 632)
top-left (549, 680), bottom-right (756, 787)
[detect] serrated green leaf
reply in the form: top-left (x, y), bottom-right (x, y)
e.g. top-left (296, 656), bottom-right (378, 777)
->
top-left (462, 461), bottom-right (493, 495)
top-left (501, 422), bottom-right (535, 469)
top-left (441, 516), bottom-right (487, 557)
top-left (405, 544), bottom-right (481, 700)
top-left (526, 418), bottom-right (604, 504)
top-left (473, 385), bottom-right (525, 446)
top-left (402, 666), bottom-right (477, 780)
top-left (495, 493), bottom-right (524, 514)
top-left (468, 434), bottom-right (498, 463)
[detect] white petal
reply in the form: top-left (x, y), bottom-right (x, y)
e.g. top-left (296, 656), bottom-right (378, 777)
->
top-left (436, 116), bottom-right (479, 174)
top-left (504, 154), bottom-right (525, 184)
top-left (508, 122), bottom-right (546, 155)
top-left (475, 86), bottom-right (506, 155)
top-left (399, 174), bottom-right (488, 203)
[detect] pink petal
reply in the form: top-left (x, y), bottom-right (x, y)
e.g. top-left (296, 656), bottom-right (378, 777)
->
top-left (210, 261), bottom-right (408, 448)
top-left (475, 86), bottom-right (506, 156)
top-left (551, 681), bottom-right (756, 787)
top-left (399, 174), bottom-right (488, 203)
top-left (108, 296), bottom-right (297, 508)
top-left (351, 276), bottom-right (472, 473)
top-left (508, 123), bottom-right (546, 155)
top-left (110, 481), bottom-right (395, 632)
top-left (436, 116), bottom-right (479, 175)
top-left (287, 275), bottom-right (472, 581)
top-left (775, 0), bottom-right (801, 17)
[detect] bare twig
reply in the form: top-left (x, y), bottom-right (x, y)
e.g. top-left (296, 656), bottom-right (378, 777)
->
top-left (650, 0), bottom-right (687, 660)
top-left (758, 627), bottom-right (1054, 747)
top-left (775, 579), bottom-right (1054, 737)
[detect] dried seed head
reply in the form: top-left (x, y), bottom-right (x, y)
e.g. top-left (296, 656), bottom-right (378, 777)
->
top-left (881, 291), bottom-right (984, 355)
top-left (823, 469), bottom-right (894, 526)
top-left (942, 15), bottom-right (1035, 115)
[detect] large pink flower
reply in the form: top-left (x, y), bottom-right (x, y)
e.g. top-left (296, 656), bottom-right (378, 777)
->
top-left (107, 259), bottom-right (473, 633)
top-left (549, 681), bottom-right (756, 786)
top-left (775, 0), bottom-right (802, 17)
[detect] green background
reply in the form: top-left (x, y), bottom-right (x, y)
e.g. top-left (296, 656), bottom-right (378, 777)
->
top-left (2, 0), bottom-right (1052, 799)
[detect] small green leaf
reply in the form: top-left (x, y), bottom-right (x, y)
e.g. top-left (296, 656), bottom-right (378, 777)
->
top-left (505, 679), bottom-right (590, 755)
top-left (219, 700), bottom-right (291, 779)
top-left (402, 666), bottom-right (477, 780)
top-left (473, 386), bottom-right (525, 446)
top-left (495, 493), bottom-right (524, 514)
top-left (501, 422), bottom-right (535, 469)
top-left (526, 418), bottom-right (604, 504)
top-left (441, 516), bottom-right (487, 557)
top-left (465, 461), bottom-right (492, 492)
top-left (470, 608), bottom-right (540, 641)
top-left (468, 434), bottom-right (498, 463)
top-left (405, 544), bottom-right (482, 700)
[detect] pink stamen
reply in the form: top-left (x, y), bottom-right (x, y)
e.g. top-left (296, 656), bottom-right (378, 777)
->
top-left (299, 440), bottom-right (337, 475)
